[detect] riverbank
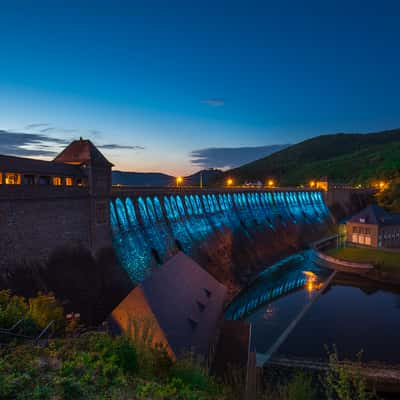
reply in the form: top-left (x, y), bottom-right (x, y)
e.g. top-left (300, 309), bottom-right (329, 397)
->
top-left (324, 247), bottom-right (400, 284)
top-left (326, 247), bottom-right (400, 273)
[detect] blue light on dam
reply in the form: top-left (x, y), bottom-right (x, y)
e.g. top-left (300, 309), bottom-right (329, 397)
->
top-left (110, 190), bottom-right (330, 283)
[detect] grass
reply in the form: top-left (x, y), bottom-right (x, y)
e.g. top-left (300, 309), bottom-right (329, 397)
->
top-left (326, 247), bottom-right (400, 271)
top-left (0, 290), bottom-right (382, 400)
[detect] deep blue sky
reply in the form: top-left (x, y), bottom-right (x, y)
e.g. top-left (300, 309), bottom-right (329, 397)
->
top-left (1, 1), bottom-right (399, 174)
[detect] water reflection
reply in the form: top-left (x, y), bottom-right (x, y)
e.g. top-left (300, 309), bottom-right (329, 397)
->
top-left (227, 251), bottom-right (400, 363)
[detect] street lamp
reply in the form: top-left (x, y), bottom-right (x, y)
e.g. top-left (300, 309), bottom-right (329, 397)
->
top-left (267, 179), bottom-right (274, 188)
top-left (176, 176), bottom-right (183, 187)
top-left (309, 180), bottom-right (316, 188)
top-left (226, 178), bottom-right (233, 187)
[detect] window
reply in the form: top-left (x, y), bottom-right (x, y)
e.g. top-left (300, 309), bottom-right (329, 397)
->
top-left (53, 176), bottom-right (62, 186)
top-left (65, 177), bottom-right (73, 186)
top-left (95, 202), bottom-right (107, 224)
top-left (23, 175), bottom-right (35, 185)
top-left (38, 176), bottom-right (51, 185)
top-left (352, 234), bottom-right (358, 243)
top-left (5, 173), bottom-right (21, 185)
top-left (0, 172), bottom-right (2, 184)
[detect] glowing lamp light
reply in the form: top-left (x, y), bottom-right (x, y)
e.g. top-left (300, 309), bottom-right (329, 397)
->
top-left (267, 179), bottom-right (274, 187)
top-left (227, 178), bottom-right (233, 186)
top-left (176, 176), bottom-right (183, 187)
top-left (309, 180), bottom-right (316, 188)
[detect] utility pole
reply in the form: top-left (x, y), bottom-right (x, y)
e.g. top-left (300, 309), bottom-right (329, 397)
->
top-left (200, 172), bottom-right (203, 189)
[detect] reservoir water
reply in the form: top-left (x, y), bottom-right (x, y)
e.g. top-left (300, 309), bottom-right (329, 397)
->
top-left (226, 251), bottom-right (400, 364)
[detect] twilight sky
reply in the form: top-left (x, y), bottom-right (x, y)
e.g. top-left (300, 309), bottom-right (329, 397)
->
top-left (1, 1), bottom-right (400, 175)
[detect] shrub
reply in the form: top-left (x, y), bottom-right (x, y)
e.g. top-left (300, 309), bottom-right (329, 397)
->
top-left (323, 347), bottom-right (378, 400)
top-left (28, 292), bottom-right (64, 331)
top-left (0, 290), bottom-right (29, 329)
top-left (171, 354), bottom-right (211, 390)
top-left (281, 372), bottom-right (317, 400)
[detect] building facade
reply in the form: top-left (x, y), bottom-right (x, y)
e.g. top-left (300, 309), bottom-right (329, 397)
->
top-left (346, 204), bottom-right (400, 248)
top-left (0, 139), bottom-right (113, 268)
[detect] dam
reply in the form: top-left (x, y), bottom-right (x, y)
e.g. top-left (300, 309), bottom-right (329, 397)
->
top-left (0, 138), bottom-right (366, 285)
top-left (110, 188), bottom-right (330, 282)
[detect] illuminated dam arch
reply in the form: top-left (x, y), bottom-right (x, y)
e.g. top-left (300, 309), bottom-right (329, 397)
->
top-left (225, 274), bottom-right (309, 320)
top-left (109, 188), bottom-right (329, 282)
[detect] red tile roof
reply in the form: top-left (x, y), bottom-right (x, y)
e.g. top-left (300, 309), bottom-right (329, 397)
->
top-left (54, 139), bottom-right (113, 166)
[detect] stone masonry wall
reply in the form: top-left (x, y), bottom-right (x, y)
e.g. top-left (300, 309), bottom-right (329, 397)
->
top-left (0, 194), bottom-right (92, 269)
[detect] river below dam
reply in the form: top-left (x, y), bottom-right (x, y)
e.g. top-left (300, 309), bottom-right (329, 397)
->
top-left (226, 250), bottom-right (400, 364)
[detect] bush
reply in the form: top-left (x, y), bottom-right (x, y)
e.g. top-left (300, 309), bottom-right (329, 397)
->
top-left (0, 290), bottom-right (65, 339)
top-left (28, 292), bottom-right (65, 331)
top-left (281, 372), bottom-right (317, 400)
top-left (171, 354), bottom-right (212, 391)
top-left (323, 347), bottom-right (378, 400)
top-left (0, 290), bottom-right (29, 329)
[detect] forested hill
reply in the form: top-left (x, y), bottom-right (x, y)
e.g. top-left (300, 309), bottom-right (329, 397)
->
top-left (224, 129), bottom-right (400, 186)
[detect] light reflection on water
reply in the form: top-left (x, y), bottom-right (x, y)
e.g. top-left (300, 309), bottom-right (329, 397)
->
top-left (227, 250), bottom-right (400, 363)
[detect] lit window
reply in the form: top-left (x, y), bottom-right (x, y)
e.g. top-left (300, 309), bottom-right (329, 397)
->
top-left (0, 172), bottom-right (2, 184)
top-left (5, 173), bottom-right (21, 185)
top-left (53, 177), bottom-right (62, 186)
top-left (65, 177), bottom-right (73, 186)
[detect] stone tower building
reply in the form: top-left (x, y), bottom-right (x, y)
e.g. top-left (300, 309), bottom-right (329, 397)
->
top-left (54, 139), bottom-right (113, 253)
top-left (0, 139), bottom-right (113, 269)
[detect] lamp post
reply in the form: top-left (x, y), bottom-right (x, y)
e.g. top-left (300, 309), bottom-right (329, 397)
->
top-left (176, 176), bottom-right (183, 188)
top-left (226, 178), bottom-right (233, 188)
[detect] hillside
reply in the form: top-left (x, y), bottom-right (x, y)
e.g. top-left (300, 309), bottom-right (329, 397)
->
top-left (224, 129), bottom-right (400, 186)
top-left (112, 171), bottom-right (174, 186)
top-left (112, 168), bottom-right (223, 187)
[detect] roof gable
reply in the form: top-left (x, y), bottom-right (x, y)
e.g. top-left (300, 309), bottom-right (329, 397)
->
top-left (349, 204), bottom-right (392, 225)
top-left (54, 139), bottom-right (113, 167)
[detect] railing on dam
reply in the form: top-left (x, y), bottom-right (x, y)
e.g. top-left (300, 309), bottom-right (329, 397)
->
top-left (109, 189), bottom-right (330, 282)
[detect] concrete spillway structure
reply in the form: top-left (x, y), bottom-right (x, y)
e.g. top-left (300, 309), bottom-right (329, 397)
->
top-left (110, 188), bottom-right (330, 282)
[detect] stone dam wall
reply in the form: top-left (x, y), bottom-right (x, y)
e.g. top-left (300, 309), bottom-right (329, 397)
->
top-left (0, 186), bottom-right (372, 322)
